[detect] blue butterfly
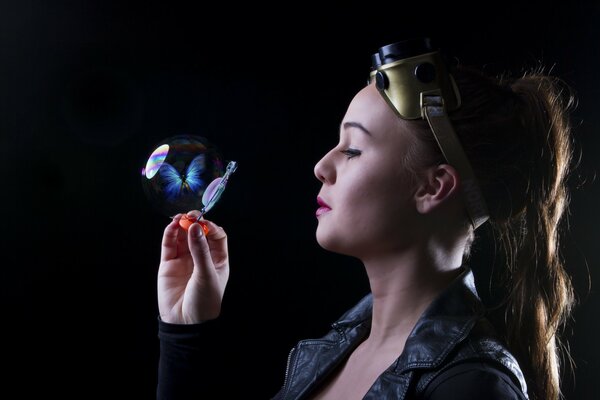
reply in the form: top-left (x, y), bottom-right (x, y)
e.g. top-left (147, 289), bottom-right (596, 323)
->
top-left (159, 154), bottom-right (206, 200)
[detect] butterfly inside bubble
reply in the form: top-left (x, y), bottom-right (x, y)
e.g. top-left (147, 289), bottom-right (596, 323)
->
top-left (159, 154), bottom-right (206, 200)
top-left (141, 135), bottom-right (238, 233)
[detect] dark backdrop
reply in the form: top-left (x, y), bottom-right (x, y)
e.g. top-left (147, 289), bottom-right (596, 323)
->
top-left (2, 1), bottom-right (598, 398)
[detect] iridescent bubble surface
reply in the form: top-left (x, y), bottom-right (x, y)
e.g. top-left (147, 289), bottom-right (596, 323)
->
top-left (141, 135), bottom-right (225, 217)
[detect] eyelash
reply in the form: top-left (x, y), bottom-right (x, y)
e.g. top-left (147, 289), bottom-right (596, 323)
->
top-left (340, 148), bottom-right (362, 159)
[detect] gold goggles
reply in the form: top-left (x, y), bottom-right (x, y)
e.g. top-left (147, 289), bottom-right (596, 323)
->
top-left (369, 39), bottom-right (489, 229)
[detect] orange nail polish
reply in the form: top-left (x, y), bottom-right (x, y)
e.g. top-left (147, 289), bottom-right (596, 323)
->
top-left (178, 215), bottom-right (209, 234)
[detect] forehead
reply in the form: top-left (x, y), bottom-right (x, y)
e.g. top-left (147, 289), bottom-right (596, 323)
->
top-left (342, 83), bottom-right (405, 138)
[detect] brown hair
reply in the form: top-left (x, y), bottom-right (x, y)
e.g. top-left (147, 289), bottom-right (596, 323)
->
top-left (407, 66), bottom-right (577, 400)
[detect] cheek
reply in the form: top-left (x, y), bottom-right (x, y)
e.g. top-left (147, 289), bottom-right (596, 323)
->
top-left (318, 176), bottom-right (411, 240)
top-left (353, 170), bottom-right (412, 213)
top-left (352, 170), bottom-right (418, 239)
top-left (315, 155), bottom-right (417, 253)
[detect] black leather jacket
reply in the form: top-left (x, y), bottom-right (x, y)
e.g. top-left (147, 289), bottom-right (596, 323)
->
top-left (271, 268), bottom-right (529, 400)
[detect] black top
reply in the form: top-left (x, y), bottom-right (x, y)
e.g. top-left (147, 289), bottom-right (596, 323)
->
top-left (157, 320), bottom-right (525, 399)
top-left (157, 268), bottom-right (528, 399)
top-left (420, 360), bottom-right (525, 399)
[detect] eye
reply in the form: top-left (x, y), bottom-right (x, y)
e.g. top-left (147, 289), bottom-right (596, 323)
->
top-left (340, 148), bottom-right (362, 159)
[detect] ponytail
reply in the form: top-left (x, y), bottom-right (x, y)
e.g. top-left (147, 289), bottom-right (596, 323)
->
top-left (494, 74), bottom-right (575, 400)
top-left (408, 66), bottom-right (577, 399)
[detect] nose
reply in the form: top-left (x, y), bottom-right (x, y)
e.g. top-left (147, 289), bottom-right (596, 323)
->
top-left (314, 148), bottom-right (336, 184)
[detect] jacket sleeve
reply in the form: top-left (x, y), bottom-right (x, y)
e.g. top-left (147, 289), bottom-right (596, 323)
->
top-left (157, 317), bottom-right (221, 400)
top-left (422, 361), bottom-right (528, 400)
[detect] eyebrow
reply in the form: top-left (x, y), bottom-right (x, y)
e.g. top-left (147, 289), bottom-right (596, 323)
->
top-left (342, 121), bottom-right (372, 136)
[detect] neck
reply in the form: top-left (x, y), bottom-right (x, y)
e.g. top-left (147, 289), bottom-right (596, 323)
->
top-left (360, 238), bottom-right (465, 349)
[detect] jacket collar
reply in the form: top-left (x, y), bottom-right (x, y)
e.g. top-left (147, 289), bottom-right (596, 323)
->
top-left (332, 267), bottom-right (485, 371)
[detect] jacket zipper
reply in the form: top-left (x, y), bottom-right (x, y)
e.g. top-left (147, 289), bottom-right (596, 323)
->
top-left (280, 324), bottom-right (346, 398)
top-left (281, 346), bottom-right (297, 396)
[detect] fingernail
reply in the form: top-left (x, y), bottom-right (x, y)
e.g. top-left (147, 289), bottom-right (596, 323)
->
top-left (191, 223), bottom-right (203, 238)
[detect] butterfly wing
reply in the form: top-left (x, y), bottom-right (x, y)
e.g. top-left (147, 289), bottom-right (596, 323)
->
top-left (158, 163), bottom-right (183, 200)
top-left (184, 154), bottom-right (206, 193)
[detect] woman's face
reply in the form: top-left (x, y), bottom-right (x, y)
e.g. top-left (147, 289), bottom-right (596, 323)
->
top-left (314, 83), bottom-right (422, 258)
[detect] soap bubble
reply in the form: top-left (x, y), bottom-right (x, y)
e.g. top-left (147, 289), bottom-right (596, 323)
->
top-left (141, 134), bottom-right (228, 218)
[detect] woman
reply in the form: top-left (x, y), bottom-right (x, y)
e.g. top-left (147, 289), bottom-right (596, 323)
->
top-left (156, 39), bottom-right (575, 399)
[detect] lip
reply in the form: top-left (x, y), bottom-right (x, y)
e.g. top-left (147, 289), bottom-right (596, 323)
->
top-left (317, 196), bottom-right (331, 208)
top-left (316, 196), bottom-right (331, 217)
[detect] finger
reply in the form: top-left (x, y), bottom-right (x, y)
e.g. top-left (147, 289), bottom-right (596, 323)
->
top-left (177, 210), bottom-right (206, 233)
top-left (196, 219), bottom-right (228, 268)
top-left (176, 219), bottom-right (191, 255)
top-left (186, 210), bottom-right (202, 220)
top-left (187, 222), bottom-right (216, 276)
top-left (201, 219), bottom-right (227, 241)
top-left (161, 215), bottom-right (183, 262)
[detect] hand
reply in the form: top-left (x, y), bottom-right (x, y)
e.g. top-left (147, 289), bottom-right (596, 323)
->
top-left (157, 212), bottom-right (229, 324)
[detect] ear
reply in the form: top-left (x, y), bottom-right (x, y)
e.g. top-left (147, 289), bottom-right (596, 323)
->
top-left (414, 164), bottom-right (460, 214)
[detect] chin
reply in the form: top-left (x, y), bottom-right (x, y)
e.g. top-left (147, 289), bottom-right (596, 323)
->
top-left (315, 229), bottom-right (357, 256)
top-left (316, 228), bottom-right (339, 251)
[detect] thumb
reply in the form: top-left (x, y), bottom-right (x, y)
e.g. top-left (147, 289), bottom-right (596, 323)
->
top-left (187, 222), bottom-right (215, 274)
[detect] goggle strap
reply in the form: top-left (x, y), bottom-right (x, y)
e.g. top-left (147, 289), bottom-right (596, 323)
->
top-left (422, 94), bottom-right (490, 229)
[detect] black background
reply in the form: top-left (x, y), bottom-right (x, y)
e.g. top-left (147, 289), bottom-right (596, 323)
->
top-left (2, 1), bottom-right (599, 398)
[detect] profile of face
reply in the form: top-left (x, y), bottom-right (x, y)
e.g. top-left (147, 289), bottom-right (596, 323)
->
top-left (314, 83), bottom-right (424, 259)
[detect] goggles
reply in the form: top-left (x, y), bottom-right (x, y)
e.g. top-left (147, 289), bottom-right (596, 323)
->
top-left (369, 38), bottom-right (489, 229)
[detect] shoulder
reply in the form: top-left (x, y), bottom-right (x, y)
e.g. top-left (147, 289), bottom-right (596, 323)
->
top-left (421, 360), bottom-right (527, 400)
top-left (413, 318), bottom-right (529, 399)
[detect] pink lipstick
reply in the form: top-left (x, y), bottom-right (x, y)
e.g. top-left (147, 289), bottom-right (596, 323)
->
top-left (316, 196), bottom-right (331, 217)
